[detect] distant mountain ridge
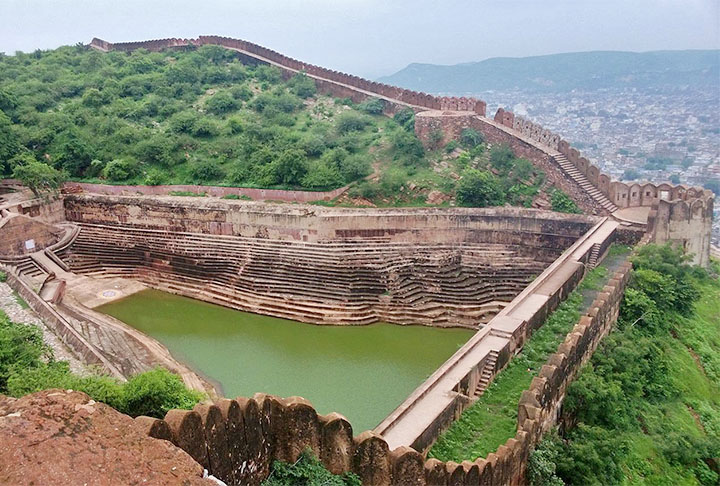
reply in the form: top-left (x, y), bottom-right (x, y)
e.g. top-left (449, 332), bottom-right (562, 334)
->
top-left (378, 50), bottom-right (720, 94)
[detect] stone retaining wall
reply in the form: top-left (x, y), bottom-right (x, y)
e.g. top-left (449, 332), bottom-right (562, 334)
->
top-left (1, 268), bottom-right (125, 379)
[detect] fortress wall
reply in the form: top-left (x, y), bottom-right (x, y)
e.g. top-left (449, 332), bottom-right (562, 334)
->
top-left (491, 108), bottom-right (715, 213)
top-left (63, 194), bottom-right (595, 247)
top-left (414, 111), bottom-right (605, 214)
top-left (134, 259), bottom-right (633, 486)
top-left (89, 36), bottom-right (486, 116)
top-left (647, 195), bottom-right (714, 266)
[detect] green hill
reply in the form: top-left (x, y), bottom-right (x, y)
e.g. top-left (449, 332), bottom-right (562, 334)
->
top-left (378, 50), bottom-right (720, 94)
top-left (0, 44), bottom-right (571, 211)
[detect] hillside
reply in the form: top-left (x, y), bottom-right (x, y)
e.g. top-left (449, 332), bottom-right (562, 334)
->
top-left (378, 50), bottom-right (720, 94)
top-left (0, 44), bottom-right (573, 211)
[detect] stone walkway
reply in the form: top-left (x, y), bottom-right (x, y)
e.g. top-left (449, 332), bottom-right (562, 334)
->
top-left (0, 280), bottom-right (87, 375)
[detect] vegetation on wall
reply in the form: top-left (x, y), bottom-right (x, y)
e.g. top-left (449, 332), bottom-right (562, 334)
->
top-left (0, 308), bottom-right (203, 418)
top-left (528, 245), bottom-right (720, 486)
top-left (262, 449), bottom-right (361, 486)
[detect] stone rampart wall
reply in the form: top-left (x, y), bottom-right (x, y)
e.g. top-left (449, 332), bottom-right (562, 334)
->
top-left (492, 109), bottom-right (715, 212)
top-left (133, 256), bottom-right (633, 486)
top-left (647, 195), bottom-right (714, 266)
top-left (89, 36), bottom-right (487, 116)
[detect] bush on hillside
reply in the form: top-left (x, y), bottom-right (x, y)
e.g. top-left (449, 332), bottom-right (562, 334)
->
top-left (456, 169), bottom-right (505, 207)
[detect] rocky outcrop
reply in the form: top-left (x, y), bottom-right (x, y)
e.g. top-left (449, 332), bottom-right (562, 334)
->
top-left (0, 389), bottom-right (212, 486)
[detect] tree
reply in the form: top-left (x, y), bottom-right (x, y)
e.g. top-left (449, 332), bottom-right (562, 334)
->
top-left (0, 110), bottom-right (19, 173)
top-left (12, 159), bottom-right (66, 197)
top-left (460, 128), bottom-right (484, 148)
top-left (271, 149), bottom-right (308, 186)
top-left (456, 169), bottom-right (506, 207)
top-left (205, 91), bottom-right (239, 115)
top-left (358, 97), bottom-right (385, 115)
top-left (287, 73), bottom-right (317, 99)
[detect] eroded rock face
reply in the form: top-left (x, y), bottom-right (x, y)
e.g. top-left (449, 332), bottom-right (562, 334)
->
top-left (0, 389), bottom-right (212, 486)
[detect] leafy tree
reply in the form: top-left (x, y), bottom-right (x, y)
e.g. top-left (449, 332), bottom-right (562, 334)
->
top-left (271, 149), bottom-right (308, 186)
top-left (302, 160), bottom-right (344, 189)
top-left (51, 132), bottom-right (93, 176)
top-left (456, 169), bottom-right (505, 207)
top-left (205, 91), bottom-right (239, 115)
top-left (490, 145), bottom-right (515, 171)
top-left (189, 160), bottom-right (224, 182)
top-left (393, 108), bottom-right (415, 130)
top-left (336, 112), bottom-right (372, 134)
top-left (460, 127), bottom-right (483, 148)
top-left (358, 97), bottom-right (385, 115)
top-left (102, 158), bottom-right (139, 181)
top-left (0, 110), bottom-right (20, 172)
top-left (287, 72), bottom-right (317, 99)
top-left (135, 136), bottom-right (176, 167)
top-left (12, 158), bottom-right (66, 196)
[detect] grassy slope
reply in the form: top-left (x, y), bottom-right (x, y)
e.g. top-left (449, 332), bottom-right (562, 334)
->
top-left (618, 274), bottom-right (720, 485)
top-left (429, 246), bottom-right (630, 461)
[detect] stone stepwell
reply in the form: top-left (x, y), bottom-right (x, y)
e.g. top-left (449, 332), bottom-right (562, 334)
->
top-left (60, 223), bottom-right (553, 328)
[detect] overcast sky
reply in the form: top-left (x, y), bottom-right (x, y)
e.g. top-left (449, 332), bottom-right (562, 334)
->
top-left (1, 0), bottom-right (718, 78)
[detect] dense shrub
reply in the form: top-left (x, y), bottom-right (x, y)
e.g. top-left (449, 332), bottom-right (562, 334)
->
top-left (456, 169), bottom-right (505, 207)
top-left (263, 449), bottom-right (360, 486)
top-left (550, 189), bottom-right (581, 213)
top-left (393, 108), bottom-right (415, 130)
top-left (189, 160), bottom-right (224, 182)
top-left (205, 91), bottom-right (240, 115)
top-left (0, 310), bottom-right (203, 419)
top-left (358, 97), bottom-right (385, 115)
top-left (336, 112), bottom-right (372, 134)
top-left (102, 158), bottom-right (139, 181)
top-left (460, 127), bottom-right (483, 148)
top-left (287, 73), bottom-right (316, 99)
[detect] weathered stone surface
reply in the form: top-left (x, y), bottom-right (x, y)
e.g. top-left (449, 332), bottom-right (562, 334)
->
top-left (216, 398), bottom-right (247, 485)
top-left (320, 413), bottom-right (354, 475)
top-left (0, 389), bottom-right (211, 486)
top-left (164, 408), bottom-right (209, 468)
top-left (194, 403), bottom-right (231, 483)
top-left (424, 457), bottom-right (449, 485)
top-left (352, 431), bottom-right (391, 486)
top-left (281, 396), bottom-right (321, 462)
top-left (134, 415), bottom-right (172, 441)
top-left (390, 446), bottom-right (426, 485)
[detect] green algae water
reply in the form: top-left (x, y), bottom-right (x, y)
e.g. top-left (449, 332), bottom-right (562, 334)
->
top-left (98, 289), bottom-right (473, 431)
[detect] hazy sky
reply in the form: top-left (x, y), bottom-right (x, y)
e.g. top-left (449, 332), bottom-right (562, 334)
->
top-left (1, 0), bottom-right (718, 78)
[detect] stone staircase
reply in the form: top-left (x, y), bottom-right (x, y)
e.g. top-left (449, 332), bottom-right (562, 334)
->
top-left (59, 224), bottom-right (560, 328)
top-left (474, 349), bottom-right (499, 397)
top-left (551, 152), bottom-right (618, 213)
top-left (587, 243), bottom-right (602, 268)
